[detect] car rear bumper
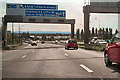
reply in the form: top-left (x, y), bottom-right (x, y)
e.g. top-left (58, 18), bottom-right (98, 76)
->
top-left (32, 43), bottom-right (37, 45)
top-left (67, 46), bottom-right (78, 48)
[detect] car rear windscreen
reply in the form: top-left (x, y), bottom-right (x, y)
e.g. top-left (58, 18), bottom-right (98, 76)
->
top-left (68, 40), bottom-right (77, 43)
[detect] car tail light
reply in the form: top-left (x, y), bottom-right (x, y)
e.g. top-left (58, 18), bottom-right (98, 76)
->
top-left (76, 44), bottom-right (78, 47)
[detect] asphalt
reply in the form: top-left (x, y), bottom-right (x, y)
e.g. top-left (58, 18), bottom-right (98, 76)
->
top-left (2, 43), bottom-right (120, 79)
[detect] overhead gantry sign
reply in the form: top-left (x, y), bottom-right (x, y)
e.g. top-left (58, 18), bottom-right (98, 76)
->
top-left (2, 3), bottom-right (75, 48)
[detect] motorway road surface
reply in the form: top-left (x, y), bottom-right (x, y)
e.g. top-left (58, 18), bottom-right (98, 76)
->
top-left (2, 43), bottom-right (120, 79)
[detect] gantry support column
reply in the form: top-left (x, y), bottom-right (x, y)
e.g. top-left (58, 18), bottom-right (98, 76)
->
top-left (71, 24), bottom-right (75, 38)
top-left (2, 22), bottom-right (7, 48)
top-left (84, 6), bottom-right (90, 45)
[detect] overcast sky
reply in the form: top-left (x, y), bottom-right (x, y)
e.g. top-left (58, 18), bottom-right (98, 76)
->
top-left (0, 0), bottom-right (119, 32)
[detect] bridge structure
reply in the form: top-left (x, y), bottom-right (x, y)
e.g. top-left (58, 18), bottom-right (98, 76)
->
top-left (83, 1), bottom-right (120, 44)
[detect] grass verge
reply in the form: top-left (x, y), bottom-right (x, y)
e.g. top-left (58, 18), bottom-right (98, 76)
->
top-left (79, 45), bottom-right (106, 52)
top-left (3, 44), bottom-right (23, 50)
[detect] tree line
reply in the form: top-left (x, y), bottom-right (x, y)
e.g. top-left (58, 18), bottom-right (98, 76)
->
top-left (76, 28), bottom-right (118, 41)
top-left (6, 27), bottom-right (119, 45)
top-left (7, 31), bottom-right (71, 45)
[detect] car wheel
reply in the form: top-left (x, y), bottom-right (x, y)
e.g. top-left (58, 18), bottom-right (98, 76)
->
top-left (65, 47), bottom-right (69, 50)
top-left (118, 64), bottom-right (120, 67)
top-left (104, 53), bottom-right (112, 66)
top-left (76, 47), bottom-right (78, 50)
top-left (74, 47), bottom-right (78, 50)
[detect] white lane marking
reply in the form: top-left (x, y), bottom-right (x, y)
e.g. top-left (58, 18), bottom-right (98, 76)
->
top-left (32, 50), bottom-right (34, 52)
top-left (3, 51), bottom-right (12, 54)
top-left (22, 55), bottom-right (27, 58)
top-left (24, 46), bottom-right (30, 48)
top-left (24, 47), bottom-right (26, 48)
top-left (80, 64), bottom-right (93, 73)
top-left (65, 54), bottom-right (68, 57)
top-left (9, 51), bottom-right (12, 53)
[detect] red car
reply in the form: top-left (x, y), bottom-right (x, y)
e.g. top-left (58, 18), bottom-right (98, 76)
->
top-left (104, 32), bottom-right (120, 66)
top-left (65, 39), bottom-right (78, 50)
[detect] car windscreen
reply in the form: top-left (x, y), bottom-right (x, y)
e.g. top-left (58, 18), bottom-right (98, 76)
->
top-left (113, 33), bottom-right (120, 42)
top-left (68, 40), bottom-right (77, 43)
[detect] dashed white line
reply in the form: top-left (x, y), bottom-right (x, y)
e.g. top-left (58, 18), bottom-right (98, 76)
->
top-left (9, 51), bottom-right (12, 53)
top-left (80, 64), bottom-right (93, 73)
top-left (22, 55), bottom-right (27, 58)
top-left (32, 50), bottom-right (34, 52)
top-left (3, 51), bottom-right (11, 53)
top-left (24, 47), bottom-right (26, 48)
top-left (65, 54), bottom-right (68, 57)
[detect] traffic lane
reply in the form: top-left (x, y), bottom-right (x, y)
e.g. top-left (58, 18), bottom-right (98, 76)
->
top-left (3, 44), bottom-right (119, 78)
top-left (2, 43), bottom-right (30, 57)
top-left (0, 53), bottom-right (2, 79)
top-left (75, 58), bottom-right (118, 78)
top-left (22, 48), bottom-right (66, 61)
top-left (24, 43), bottom-right (63, 49)
top-left (2, 42), bottom-right (50, 61)
top-left (24, 43), bottom-right (38, 49)
top-left (23, 44), bottom-right (65, 61)
top-left (2, 43), bottom-right (62, 61)
top-left (2, 49), bottom-right (36, 69)
top-left (2, 49), bottom-right (34, 61)
top-left (60, 48), bottom-right (103, 59)
top-left (37, 43), bottom-right (63, 48)
top-left (3, 47), bottom-right (93, 78)
top-left (2, 44), bottom-right (37, 68)
top-left (3, 58), bottom-right (92, 78)
top-left (61, 48), bottom-right (119, 78)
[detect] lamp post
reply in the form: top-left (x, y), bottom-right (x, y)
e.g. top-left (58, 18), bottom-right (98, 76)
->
top-left (12, 23), bottom-right (14, 45)
top-left (19, 23), bottom-right (21, 44)
top-left (95, 18), bottom-right (101, 29)
top-left (21, 24), bottom-right (25, 43)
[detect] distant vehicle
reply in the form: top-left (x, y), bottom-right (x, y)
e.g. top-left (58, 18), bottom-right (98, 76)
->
top-left (95, 39), bottom-right (107, 45)
top-left (55, 40), bottom-right (58, 44)
top-left (41, 40), bottom-right (45, 44)
top-left (60, 40), bottom-right (64, 43)
top-left (25, 41), bottom-right (28, 43)
top-left (37, 40), bottom-right (40, 43)
top-left (31, 41), bottom-right (37, 46)
top-left (26, 40), bottom-right (32, 44)
top-left (52, 41), bottom-right (55, 44)
top-left (90, 37), bottom-right (98, 44)
top-left (104, 32), bottom-right (120, 66)
top-left (63, 40), bottom-right (67, 43)
top-left (65, 39), bottom-right (78, 50)
top-left (64, 40), bottom-right (68, 43)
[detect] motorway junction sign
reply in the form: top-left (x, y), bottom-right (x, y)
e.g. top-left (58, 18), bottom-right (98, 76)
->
top-left (7, 3), bottom-right (58, 10)
top-left (25, 10), bottom-right (65, 18)
top-left (6, 3), bottom-right (66, 18)
top-left (18, 4), bottom-right (58, 9)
